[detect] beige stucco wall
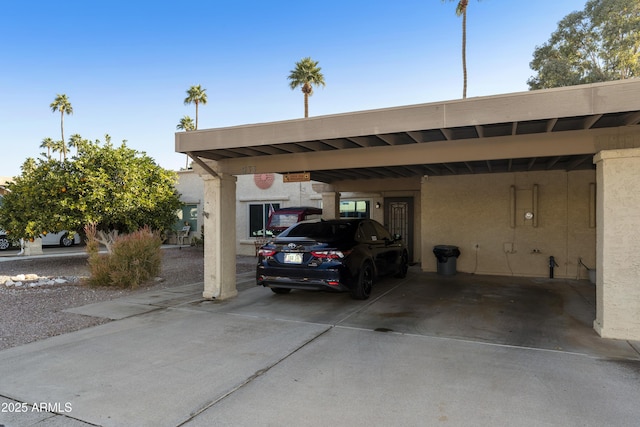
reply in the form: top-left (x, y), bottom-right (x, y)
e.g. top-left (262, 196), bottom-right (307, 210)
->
top-left (594, 148), bottom-right (640, 340)
top-left (421, 170), bottom-right (596, 279)
top-left (176, 170), bottom-right (204, 205)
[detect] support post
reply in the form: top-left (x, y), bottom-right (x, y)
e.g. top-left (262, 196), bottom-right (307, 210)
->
top-left (321, 191), bottom-right (341, 220)
top-left (593, 148), bottom-right (640, 340)
top-left (202, 173), bottom-right (238, 300)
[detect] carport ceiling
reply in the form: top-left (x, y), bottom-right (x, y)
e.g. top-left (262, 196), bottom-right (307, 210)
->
top-left (178, 81), bottom-right (640, 183)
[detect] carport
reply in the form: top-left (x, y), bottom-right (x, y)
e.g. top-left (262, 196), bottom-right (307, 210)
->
top-left (176, 79), bottom-right (640, 341)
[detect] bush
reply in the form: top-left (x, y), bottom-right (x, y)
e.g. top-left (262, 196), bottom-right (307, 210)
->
top-left (86, 226), bottom-right (162, 288)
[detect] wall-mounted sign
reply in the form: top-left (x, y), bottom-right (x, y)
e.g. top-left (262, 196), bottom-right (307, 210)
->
top-left (283, 172), bottom-right (311, 183)
top-left (254, 173), bottom-right (275, 189)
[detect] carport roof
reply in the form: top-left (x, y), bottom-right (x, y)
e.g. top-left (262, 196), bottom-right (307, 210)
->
top-left (176, 80), bottom-right (640, 183)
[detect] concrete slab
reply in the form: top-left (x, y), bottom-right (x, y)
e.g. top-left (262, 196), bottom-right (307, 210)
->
top-left (63, 283), bottom-right (204, 319)
top-left (182, 327), bottom-right (640, 427)
top-left (339, 272), bottom-right (640, 360)
top-left (0, 308), bottom-right (329, 427)
top-left (2, 268), bottom-right (639, 426)
top-left (63, 301), bottom-right (164, 320)
top-left (0, 396), bottom-right (92, 426)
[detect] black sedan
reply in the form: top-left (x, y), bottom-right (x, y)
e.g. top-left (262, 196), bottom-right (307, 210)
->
top-left (256, 218), bottom-right (409, 299)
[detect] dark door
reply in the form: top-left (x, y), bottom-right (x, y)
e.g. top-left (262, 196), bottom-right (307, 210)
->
top-left (384, 197), bottom-right (414, 262)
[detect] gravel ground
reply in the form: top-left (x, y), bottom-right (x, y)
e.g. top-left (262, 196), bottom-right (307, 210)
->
top-left (0, 246), bottom-right (257, 351)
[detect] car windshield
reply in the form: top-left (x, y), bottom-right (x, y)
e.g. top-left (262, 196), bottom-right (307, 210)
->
top-left (283, 222), bottom-right (353, 240)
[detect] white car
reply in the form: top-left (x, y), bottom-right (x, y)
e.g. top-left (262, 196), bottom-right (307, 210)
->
top-left (0, 230), bottom-right (80, 251)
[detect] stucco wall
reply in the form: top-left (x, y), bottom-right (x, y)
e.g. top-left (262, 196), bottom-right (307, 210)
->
top-left (421, 170), bottom-right (596, 279)
top-left (594, 148), bottom-right (640, 340)
top-left (176, 170), bottom-right (204, 205)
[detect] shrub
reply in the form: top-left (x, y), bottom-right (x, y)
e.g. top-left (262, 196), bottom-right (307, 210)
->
top-left (86, 226), bottom-right (162, 288)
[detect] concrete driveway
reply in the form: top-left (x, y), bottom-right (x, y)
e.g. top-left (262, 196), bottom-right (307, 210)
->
top-left (1, 268), bottom-right (639, 426)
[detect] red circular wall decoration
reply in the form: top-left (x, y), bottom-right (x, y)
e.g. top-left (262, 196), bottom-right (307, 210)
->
top-left (254, 173), bottom-right (275, 189)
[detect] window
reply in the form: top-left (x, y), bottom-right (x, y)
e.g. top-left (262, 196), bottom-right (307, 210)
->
top-left (372, 221), bottom-right (392, 241)
top-left (357, 221), bottom-right (378, 242)
top-left (340, 200), bottom-right (370, 218)
top-left (173, 204), bottom-right (198, 233)
top-left (249, 203), bottom-right (280, 237)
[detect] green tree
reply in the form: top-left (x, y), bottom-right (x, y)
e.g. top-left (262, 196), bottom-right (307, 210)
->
top-left (288, 57), bottom-right (326, 118)
top-left (176, 116), bottom-right (196, 169)
top-left (49, 94), bottom-right (73, 159)
top-left (184, 85), bottom-right (207, 130)
top-left (442, 0), bottom-right (480, 99)
top-left (0, 137), bottom-right (182, 240)
top-left (528, 0), bottom-right (640, 89)
top-left (39, 137), bottom-right (55, 159)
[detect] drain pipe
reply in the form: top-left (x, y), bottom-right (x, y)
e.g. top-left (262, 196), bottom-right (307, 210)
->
top-left (549, 256), bottom-right (558, 278)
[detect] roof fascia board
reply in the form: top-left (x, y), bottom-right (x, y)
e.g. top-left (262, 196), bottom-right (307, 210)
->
top-left (175, 80), bottom-right (640, 154)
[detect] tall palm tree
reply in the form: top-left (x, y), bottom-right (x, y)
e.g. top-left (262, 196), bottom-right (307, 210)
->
top-left (176, 116), bottom-right (196, 168)
top-left (40, 137), bottom-right (55, 159)
top-left (288, 57), bottom-right (326, 118)
top-left (443, 0), bottom-right (475, 99)
top-left (50, 94), bottom-right (73, 159)
top-left (184, 85), bottom-right (207, 130)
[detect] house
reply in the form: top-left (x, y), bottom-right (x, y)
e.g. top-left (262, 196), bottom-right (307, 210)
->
top-left (175, 80), bottom-right (640, 341)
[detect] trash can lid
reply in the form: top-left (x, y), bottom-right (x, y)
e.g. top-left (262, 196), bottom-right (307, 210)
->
top-left (433, 245), bottom-right (461, 257)
top-left (434, 245), bottom-right (459, 250)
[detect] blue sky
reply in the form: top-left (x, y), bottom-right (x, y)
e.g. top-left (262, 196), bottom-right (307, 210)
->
top-left (1, 0), bottom-right (589, 178)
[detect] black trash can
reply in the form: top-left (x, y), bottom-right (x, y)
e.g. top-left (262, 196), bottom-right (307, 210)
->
top-left (433, 245), bottom-right (460, 276)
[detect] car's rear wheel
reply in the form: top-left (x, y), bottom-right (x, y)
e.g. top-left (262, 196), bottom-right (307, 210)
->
top-left (351, 261), bottom-right (373, 300)
top-left (271, 287), bottom-right (291, 294)
top-left (0, 236), bottom-right (10, 251)
top-left (60, 234), bottom-right (74, 247)
top-left (395, 251), bottom-right (409, 278)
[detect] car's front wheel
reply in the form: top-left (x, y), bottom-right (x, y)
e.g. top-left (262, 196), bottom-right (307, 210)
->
top-left (0, 235), bottom-right (10, 251)
top-left (351, 261), bottom-right (373, 300)
top-left (60, 234), bottom-right (75, 247)
top-left (271, 287), bottom-right (291, 295)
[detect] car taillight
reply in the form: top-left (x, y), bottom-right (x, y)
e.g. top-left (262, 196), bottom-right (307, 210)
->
top-left (258, 249), bottom-right (276, 257)
top-left (311, 250), bottom-right (349, 260)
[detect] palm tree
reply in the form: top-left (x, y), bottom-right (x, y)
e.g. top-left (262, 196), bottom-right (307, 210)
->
top-left (443, 0), bottom-right (475, 99)
top-left (176, 115), bottom-right (195, 132)
top-left (52, 140), bottom-right (66, 161)
top-left (49, 94), bottom-right (73, 159)
top-left (184, 85), bottom-right (207, 130)
top-left (68, 134), bottom-right (84, 155)
top-left (40, 137), bottom-right (55, 159)
top-left (288, 57), bottom-right (326, 118)
top-left (176, 116), bottom-right (196, 168)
